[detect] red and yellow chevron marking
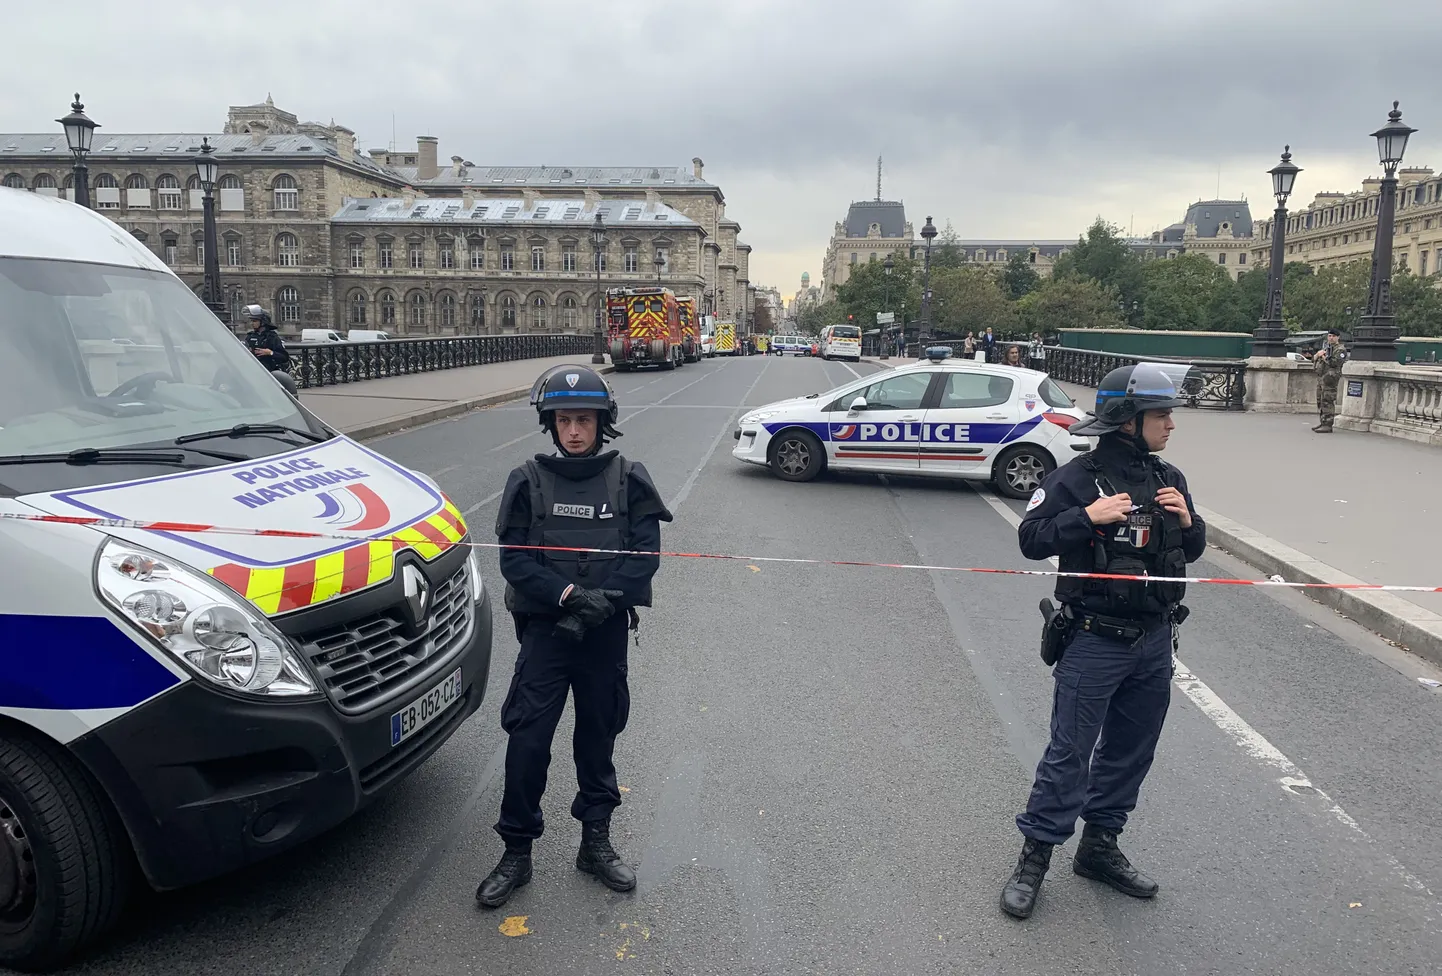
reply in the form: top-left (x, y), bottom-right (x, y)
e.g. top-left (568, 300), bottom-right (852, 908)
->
top-left (207, 499), bottom-right (468, 615)
top-left (677, 298), bottom-right (699, 340)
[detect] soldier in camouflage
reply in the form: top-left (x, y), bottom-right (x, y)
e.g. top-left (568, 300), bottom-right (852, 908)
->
top-left (1312, 328), bottom-right (1347, 433)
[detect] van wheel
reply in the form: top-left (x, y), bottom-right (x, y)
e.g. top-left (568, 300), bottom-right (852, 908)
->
top-left (992, 445), bottom-right (1054, 499)
top-left (0, 732), bottom-right (134, 972)
top-left (768, 429), bottom-right (825, 482)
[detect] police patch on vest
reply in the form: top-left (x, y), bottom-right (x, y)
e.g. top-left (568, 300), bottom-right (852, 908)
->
top-left (1117, 512), bottom-right (1155, 549)
top-left (1026, 487), bottom-right (1046, 511)
top-left (552, 503), bottom-right (594, 519)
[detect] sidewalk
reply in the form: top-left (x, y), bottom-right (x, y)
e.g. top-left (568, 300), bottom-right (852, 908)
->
top-left (299, 354), bottom-right (610, 439)
top-left (1055, 379), bottom-right (1442, 663)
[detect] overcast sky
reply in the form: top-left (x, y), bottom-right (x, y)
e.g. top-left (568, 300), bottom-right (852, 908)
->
top-left (4, 0), bottom-right (1439, 293)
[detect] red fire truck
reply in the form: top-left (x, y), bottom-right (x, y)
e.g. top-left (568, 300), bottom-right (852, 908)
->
top-left (676, 296), bottom-right (702, 363)
top-left (607, 286), bottom-right (686, 371)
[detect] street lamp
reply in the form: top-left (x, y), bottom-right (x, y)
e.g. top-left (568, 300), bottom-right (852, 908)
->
top-left (880, 254), bottom-right (894, 360)
top-left (591, 212), bottom-right (607, 364)
top-left (918, 216), bottom-right (937, 352)
top-left (57, 93), bottom-right (98, 209)
top-left (654, 249), bottom-right (665, 284)
top-left (1253, 145), bottom-right (1301, 357)
top-left (1353, 101), bottom-right (1416, 362)
top-left (193, 138), bottom-right (227, 322)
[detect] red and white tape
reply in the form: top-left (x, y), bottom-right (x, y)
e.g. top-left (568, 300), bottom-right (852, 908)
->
top-left (1, 510), bottom-right (1437, 594)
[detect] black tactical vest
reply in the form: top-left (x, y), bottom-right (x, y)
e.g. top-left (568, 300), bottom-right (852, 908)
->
top-left (503, 455), bottom-right (644, 616)
top-left (1058, 452), bottom-right (1186, 618)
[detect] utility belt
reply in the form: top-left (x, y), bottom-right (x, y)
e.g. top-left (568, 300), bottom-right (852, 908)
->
top-left (1038, 601), bottom-right (1188, 665)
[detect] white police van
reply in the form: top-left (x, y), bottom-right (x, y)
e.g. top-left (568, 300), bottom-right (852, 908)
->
top-left (0, 188), bottom-right (492, 969)
top-left (732, 352), bottom-right (1088, 498)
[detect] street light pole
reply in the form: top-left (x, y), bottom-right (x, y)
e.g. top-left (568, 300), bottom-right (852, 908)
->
top-left (1354, 101), bottom-right (1416, 362)
top-left (918, 216), bottom-right (937, 352)
top-left (591, 212), bottom-right (607, 364)
top-left (880, 254), bottom-right (893, 360)
top-left (654, 249), bottom-right (665, 284)
top-left (194, 138), bottom-right (227, 323)
top-left (1253, 146), bottom-right (1301, 357)
top-left (57, 93), bottom-right (97, 209)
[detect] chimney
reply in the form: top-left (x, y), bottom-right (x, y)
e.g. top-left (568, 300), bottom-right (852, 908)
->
top-left (692, 157), bottom-right (704, 180)
top-left (462, 189), bottom-right (475, 209)
top-left (331, 125), bottom-right (356, 162)
top-left (417, 136), bottom-right (439, 180)
top-left (451, 155), bottom-right (465, 177)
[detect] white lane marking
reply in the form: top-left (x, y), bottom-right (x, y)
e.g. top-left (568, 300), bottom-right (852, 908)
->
top-left (837, 361), bottom-right (863, 380)
top-left (976, 485), bottom-right (1437, 899)
top-left (668, 359), bottom-right (770, 513)
top-left (461, 488), bottom-right (504, 517)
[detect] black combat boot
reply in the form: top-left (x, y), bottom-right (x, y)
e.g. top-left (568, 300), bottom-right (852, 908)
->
top-left (1312, 424), bottom-right (1333, 433)
top-left (1000, 837), bottom-right (1053, 919)
top-left (476, 840), bottom-right (533, 909)
top-left (576, 818), bottom-right (636, 892)
top-left (1072, 823), bottom-right (1159, 898)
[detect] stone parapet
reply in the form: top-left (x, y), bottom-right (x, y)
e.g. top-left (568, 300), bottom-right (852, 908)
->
top-left (1336, 361), bottom-right (1442, 446)
top-left (1243, 356), bottom-right (1318, 414)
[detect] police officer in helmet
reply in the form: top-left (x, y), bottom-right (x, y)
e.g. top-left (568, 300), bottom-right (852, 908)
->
top-left (1001, 362), bottom-right (1207, 920)
top-left (243, 304), bottom-right (292, 372)
top-left (477, 365), bottom-right (672, 909)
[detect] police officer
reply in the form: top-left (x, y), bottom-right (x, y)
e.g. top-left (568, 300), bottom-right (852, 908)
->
top-left (243, 304), bottom-right (292, 374)
top-left (1000, 363), bottom-right (1207, 920)
top-left (1312, 328), bottom-right (1347, 433)
top-left (477, 365), bottom-right (672, 909)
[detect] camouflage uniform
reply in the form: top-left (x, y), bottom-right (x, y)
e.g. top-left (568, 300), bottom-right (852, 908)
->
top-left (1314, 342), bottom-right (1346, 431)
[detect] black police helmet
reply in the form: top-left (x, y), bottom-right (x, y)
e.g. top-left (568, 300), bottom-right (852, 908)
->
top-left (529, 365), bottom-right (622, 450)
top-left (1069, 363), bottom-right (1190, 437)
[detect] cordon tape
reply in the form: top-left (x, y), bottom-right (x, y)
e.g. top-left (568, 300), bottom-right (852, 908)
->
top-left (2, 510), bottom-right (1438, 608)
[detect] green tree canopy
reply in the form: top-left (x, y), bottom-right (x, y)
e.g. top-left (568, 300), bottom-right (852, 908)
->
top-left (1000, 251), bottom-right (1042, 301)
top-left (1288, 260), bottom-right (1370, 333)
top-left (930, 222), bottom-right (966, 271)
top-left (834, 253), bottom-right (921, 333)
top-left (1391, 269), bottom-right (1442, 337)
top-left (797, 298), bottom-right (843, 336)
top-left (1052, 218), bottom-right (1145, 322)
top-left (1139, 253), bottom-right (1235, 332)
top-left (1017, 276), bottom-right (1125, 334)
top-left (930, 266), bottom-right (1018, 336)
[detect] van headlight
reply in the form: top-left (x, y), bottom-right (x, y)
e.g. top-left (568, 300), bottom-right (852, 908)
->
top-left (97, 539), bottom-right (316, 697)
top-left (465, 545), bottom-right (486, 603)
top-left (740, 409), bottom-right (782, 424)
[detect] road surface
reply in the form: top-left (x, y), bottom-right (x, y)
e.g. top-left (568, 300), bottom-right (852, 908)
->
top-left (71, 356), bottom-right (1442, 976)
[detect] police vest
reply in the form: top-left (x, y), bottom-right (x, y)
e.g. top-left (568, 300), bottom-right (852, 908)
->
top-left (503, 455), bottom-right (645, 616)
top-left (1058, 453), bottom-right (1186, 618)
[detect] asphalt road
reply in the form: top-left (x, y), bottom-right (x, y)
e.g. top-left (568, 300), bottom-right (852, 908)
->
top-left (68, 355), bottom-right (1442, 976)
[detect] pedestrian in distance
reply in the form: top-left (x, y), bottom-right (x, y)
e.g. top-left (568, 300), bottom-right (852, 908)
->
top-left (1312, 328), bottom-right (1347, 433)
top-left (1001, 362), bottom-right (1207, 921)
top-left (1028, 333), bottom-right (1047, 373)
top-left (477, 365), bottom-right (673, 910)
top-left (963, 332), bottom-right (977, 359)
top-left (981, 328), bottom-right (997, 363)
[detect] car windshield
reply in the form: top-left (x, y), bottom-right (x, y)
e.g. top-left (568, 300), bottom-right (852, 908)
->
top-left (0, 257), bottom-right (325, 491)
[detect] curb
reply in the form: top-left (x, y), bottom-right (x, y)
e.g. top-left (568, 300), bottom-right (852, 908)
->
top-left (332, 365), bottom-right (617, 442)
top-left (1198, 505), bottom-right (1442, 667)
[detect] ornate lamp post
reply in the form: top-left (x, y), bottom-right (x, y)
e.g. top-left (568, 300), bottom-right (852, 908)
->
top-left (193, 138), bottom-right (227, 322)
top-left (1252, 146), bottom-right (1301, 357)
top-left (57, 93), bottom-right (98, 209)
top-left (654, 249), bottom-right (665, 284)
top-left (1353, 102), bottom-right (1416, 362)
top-left (880, 254), bottom-right (894, 360)
top-left (591, 212), bottom-right (607, 364)
top-left (918, 216), bottom-right (937, 350)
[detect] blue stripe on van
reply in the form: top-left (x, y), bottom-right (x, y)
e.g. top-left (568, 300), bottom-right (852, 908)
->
top-left (0, 615), bottom-right (181, 710)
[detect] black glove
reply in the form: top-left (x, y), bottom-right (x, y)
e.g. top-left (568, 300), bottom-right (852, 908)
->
top-left (562, 588), bottom-right (626, 629)
top-left (553, 615), bottom-right (586, 643)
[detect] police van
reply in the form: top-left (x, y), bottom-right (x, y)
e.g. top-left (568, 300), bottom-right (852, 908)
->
top-left (732, 353), bottom-right (1088, 498)
top-left (0, 189), bottom-right (493, 969)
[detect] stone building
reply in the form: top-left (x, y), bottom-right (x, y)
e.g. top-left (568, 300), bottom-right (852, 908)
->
top-left (0, 98), bottom-right (752, 335)
top-left (1154, 199), bottom-right (1255, 280)
top-left (820, 199), bottom-right (914, 297)
top-left (1251, 167), bottom-right (1442, 279)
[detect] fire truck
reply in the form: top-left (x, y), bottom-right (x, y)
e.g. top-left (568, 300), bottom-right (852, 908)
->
top-left (607, 286), bottom-right (686, 371)
top-left (676, 297), bottom-right (703, 363)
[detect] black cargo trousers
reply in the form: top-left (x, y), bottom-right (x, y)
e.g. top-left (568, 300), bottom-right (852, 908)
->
top-left (494, 611), bottom-right (631, 842)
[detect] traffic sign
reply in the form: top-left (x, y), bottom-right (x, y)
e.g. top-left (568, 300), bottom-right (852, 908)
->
top-left (876, 312), bottom-right (895, 324)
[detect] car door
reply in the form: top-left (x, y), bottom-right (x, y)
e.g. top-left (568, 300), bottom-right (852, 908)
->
top-left (918, 369), bottom-right (1019, 477)
top-left (823, 370), bottom-right (936, 473)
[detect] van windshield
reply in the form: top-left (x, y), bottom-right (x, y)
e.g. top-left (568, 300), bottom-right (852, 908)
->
top-left (832, 326), bottom-right (860, 339)
top-left (0, 258), bottom-right (325, 486)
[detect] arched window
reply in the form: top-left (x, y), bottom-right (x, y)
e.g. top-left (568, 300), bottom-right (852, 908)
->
top-left (31, 173), bottom-right (56, 196)
top-left (439, 292), bottom-right (456, 329)
top-left (471, 294), bottom-right (486, 329)
top-left (218, 174), bottom-right (242, 189)
top-left (125, 174), bottom-right (149, 189)
top-left (92, 173), bottom-right (119, 209)
top-left (501, 296), bottom-right (517, 329)
top-left (379, 290), bottom-right (396, 326)
top-left (408, 292), bottom-right (426, 329)
top-left (272, 174), bottom-right (298, 211)
top-left (276, 233), bottom-right (299, 267)
top-left (349, 290), bottom-right (367, 325)
top-left (2, 174), bottom-right (23, 189)
top-left (156, 174), bottom-right (182, 210)
top-left (277, 286), bottom-right (301, 324)
top-left (93, 174), bottom-right (118, 188)
top-left (531, 296), bottom-right (547, 331)
top-left (562, 296), bottom-right (578, 331)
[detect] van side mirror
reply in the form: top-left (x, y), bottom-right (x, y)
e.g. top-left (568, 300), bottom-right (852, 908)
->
top-left (849, 396), bottom-right (868, 412)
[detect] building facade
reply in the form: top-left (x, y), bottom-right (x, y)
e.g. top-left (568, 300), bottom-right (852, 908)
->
top-left (820, 199), bottom-right (914, 297)
top-left (0, 98), bottom-right (752, 336)
top-left (1251, 167), bottom-right (1442, 279)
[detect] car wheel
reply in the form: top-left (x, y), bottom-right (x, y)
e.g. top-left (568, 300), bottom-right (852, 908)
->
top-left (768, 429), bottom-right (825, 482)
top-left (993, 445), bottom-right (1054, 499)
top-left (0, 731), bottom-right (135, 971)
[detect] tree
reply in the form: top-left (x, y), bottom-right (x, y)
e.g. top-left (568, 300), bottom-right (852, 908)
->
top-left (753, 299), bottom-right (775, 334)
top-left (1289, 260), bottom-right (1370, 333)
top-left (930, 221), bottom-right (966, 271)
top-left (834, 253), bottom-right (921, 334)
top-left (797, 298), bottom-right (842, 336)
top-left (1139, 253), bottom-right (1235, 332)
top-left (929, 266), bottom-right (1017, 336)
top-left (1052, 218), bottom-right (1145, 324)
top-left (1016, 277), bottom-right (1125, 334)
top-left (1000, 251), bottom-right (1041, 301)
top-left (1392, 269), bottom-right (1442, 337)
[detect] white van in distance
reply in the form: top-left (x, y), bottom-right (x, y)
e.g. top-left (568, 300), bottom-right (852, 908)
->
top-left (347, 330), bottom-right (394, 342)
top-left (301, 328), bottom-right (347, 343)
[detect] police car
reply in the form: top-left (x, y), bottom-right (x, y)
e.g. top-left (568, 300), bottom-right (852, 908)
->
top-left (0, 188), bottom-right (492, 968)
top-left (732, 352), bottom-right (1088, 498)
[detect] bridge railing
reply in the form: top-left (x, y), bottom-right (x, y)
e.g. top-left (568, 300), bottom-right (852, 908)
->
top-left (1043, 346), bottom-right (1247, 411)
top-left (282, 333), bottom-right (592, 389)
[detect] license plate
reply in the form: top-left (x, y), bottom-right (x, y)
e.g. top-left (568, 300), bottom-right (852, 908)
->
top-left (390, 668), bottom-right (462, 747)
